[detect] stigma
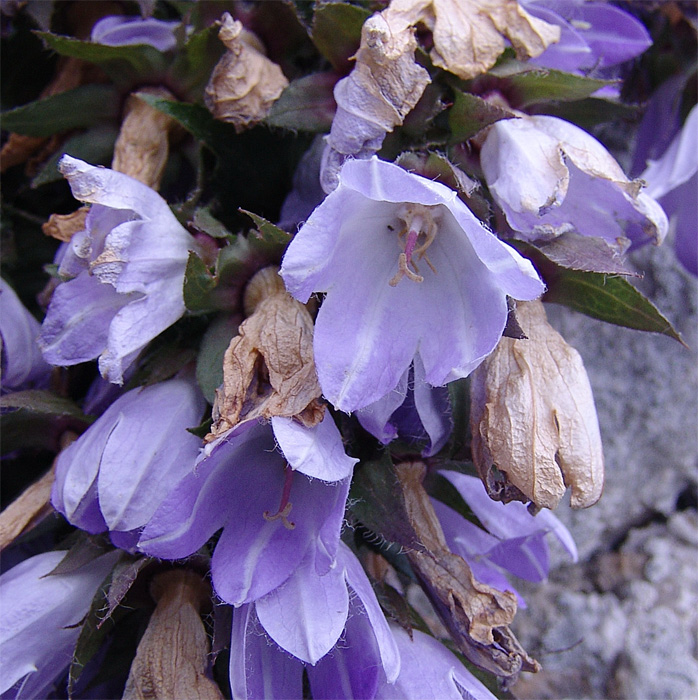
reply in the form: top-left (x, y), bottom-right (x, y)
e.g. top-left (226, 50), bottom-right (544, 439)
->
top-left (389, 204), bottom-right (439, 287)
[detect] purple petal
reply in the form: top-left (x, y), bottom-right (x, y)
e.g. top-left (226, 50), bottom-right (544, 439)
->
top-left (255, 548), bottom-right (349, 664)
top-left (229, 604), bottom-right (303, 700)
top-left (0, 280), bottom-right (50, 390)
top-left (271, 412), bottom-right (358, 482)
top-left (340, 543), bottom-right (400, 682)
top-left (355, 368), bottom-right (409, 444)
top-left (91, 15), bottom-right (180, 52)
top-left (412, 357), bottom-right (451, 456)
top-left (375, 627), bottom-right (498, 700)
top-left (0, 550), bottom-right (119, 698)
top-left (664, 175), bottom-right (698, 276)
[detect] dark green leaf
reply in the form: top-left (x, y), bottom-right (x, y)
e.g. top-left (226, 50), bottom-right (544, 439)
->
top-left (48, 533), bottom-right (114, 576)
top-left (349, 453), bottom-right (423, 551)
top-left (0, 390), bottom-right (92, 454)
top-left (266, 72), bottom-right (337, 132)
top-left (191, 207), bottom-right (234, 240)
top-left (126, 345), bottom-right (198, 389)
top-left (1, 84), bottom-right (120, 137)
top-left (447, 90), bottom-right (514, 143)
top-left (196, 314), bottom-right (240, 403)
top-left (311, 2), bottom-right (370, 72)
top-left (37, 32), bottom-right (168, 85)
top-left (446, 378), bottom-right (470, 460)
top-left (183, 250), bottom-right (217, 312)
top-left (31, 125), bottom-right (118, 188)
top-left (169, 23), bottom-right (226, 100)
top-left (104, 556), bottom-right (151, 621)
top-left (239, 210), bottom-right (291, 248)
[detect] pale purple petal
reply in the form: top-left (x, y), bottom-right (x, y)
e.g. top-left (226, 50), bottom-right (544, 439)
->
top-left (91, 15), bottom-right (179, 52)
top-left (95, 377), bottom-right (205, 531)
top-left (0, 550), bottom-right (119, 698)
top-left (412, 357), bottom-right (451, 456)
top-left (255, 548), bottom-right (349, 664)
top-left (356, 368), bottom-right (409, 444)
top-left (229, 604), bottom-right (303, 700)
top-left (271, 412), bottom-right (358, 482)
top-left (0, 279), bottom-right (50, 390)
top-left (375, 627), bottom-right (498, 700)
top-left (340, 542), bottom-right (400, 682)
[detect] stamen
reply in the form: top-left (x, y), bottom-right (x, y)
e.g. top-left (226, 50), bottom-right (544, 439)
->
top-left (263, 464), bottom-right (296, 530)
top-left (388, 205), bottom-right (439, 286)
top-left (389, 253), bottom-right (424, 287)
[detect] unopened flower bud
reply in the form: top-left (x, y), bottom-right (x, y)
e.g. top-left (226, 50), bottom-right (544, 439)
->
top-left (470, 299), bottom-right (604, 509)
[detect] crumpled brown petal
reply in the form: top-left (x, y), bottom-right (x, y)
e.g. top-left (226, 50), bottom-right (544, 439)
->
top-left (207, 267), bottom-right (323, 441)
top-left (395, 461), bottom-right (538, 678)
top-left (384, 0), bottom-right (560, 80)
top-left (204, 13), bottom-right (289, 132)
top-left (470, 299), bottom-right (605, 509)
top-left (122, 569), bottom-right (223, 700)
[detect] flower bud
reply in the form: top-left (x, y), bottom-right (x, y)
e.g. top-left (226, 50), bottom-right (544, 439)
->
top-left (470, 300), bottom-right (604, 509)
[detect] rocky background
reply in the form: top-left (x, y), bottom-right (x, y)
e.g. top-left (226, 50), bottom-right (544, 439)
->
top-left (510, 242), bottom-right (698, 700)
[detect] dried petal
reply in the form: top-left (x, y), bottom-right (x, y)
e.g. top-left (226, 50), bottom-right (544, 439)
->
top-left (470, 299), bottom-right (604, 509)
top-left (384, 0), bottom-right (560, 80)
top-left (205, 13), bottom-right (289, 132)
top-left (394, 461), bottom-right (538, 677)
top-left (209, 273), bottom-right (323, 440)
top-left (42, 207), bottom-right (89, 242)
top-left (122, 570), bottom-right (223, 700)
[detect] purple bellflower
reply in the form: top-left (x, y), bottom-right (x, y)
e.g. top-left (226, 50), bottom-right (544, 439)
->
top-left (38, 156), bottom-right (200, 384)
top-left (51, 374), bottom-right (206, 548)
top-left (375, 626), bottom-right (498, 700)
top-left (230, 542), bottom-right (400, 698)
top-left (356, 358), bottom-right (451, 456)
top-left (280, 157), bottom-right (545, 413)
top-left (639, 105), bottom-right (698, 276)
top-left (480, 114), bottom-right (668, 250)
top-left (522, 0), bottom-right (651, 76)
top-left (138, 413), bottom-right (357, 607)
top-left (434, 471), bottom-right (577, 604)
top-left (90, 15), bottom-right (181, 52)
top-left (0, 549), bottom-right (119, 699)
top-left (0, 279), bottom-right (51, 392)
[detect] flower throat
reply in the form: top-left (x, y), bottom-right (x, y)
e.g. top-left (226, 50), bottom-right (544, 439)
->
top-left (389, 203), bottom-right (439, 287)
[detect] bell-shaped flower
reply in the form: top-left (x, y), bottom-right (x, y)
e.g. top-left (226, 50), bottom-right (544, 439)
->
top-left (230, 541), bottom-right (400, 698)
top-left (138, 413), bottom-right (357, 606)
top-left (0, 549), bottom-right (119, 699)
top-left (356, 358), bottom-right (451, 456)
top-left (0, 279), bottom-right (51, 392)
top-left (523, 0), bottom-right (651, 75)
top-left (51, 373), bottom-right (206, 546)
top-left (480, 114), bottom-right (668, 250)
top-left (639, 105), bottom-right (698, 276)
top-left (38, 156), bottom-right (201, 384)
top-left (90, 15), bottom-right (181, 52)
top-left (280, 156), bottom-right (545, 413)
top-left (432, 470), bottom-right (576, 604)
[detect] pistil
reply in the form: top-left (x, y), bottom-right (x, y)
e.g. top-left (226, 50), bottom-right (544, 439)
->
top-left (263, 464), bottom-right (296, 530)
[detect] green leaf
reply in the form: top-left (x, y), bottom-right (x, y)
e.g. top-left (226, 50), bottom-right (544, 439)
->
top-left (183, 250), bottom-right (217, 313)
top-left (311, 2), bottom-right (370, 72)
top-left (239, 209), bottom-right (291, 248)
top-left (31, 125), bottom-right (118, 187)
top-left (37, 32), bottom-right (168, 85)
top-left (349, 453), bottom-right (422, 551)
top-left (190, 207), bottom-right (234, 240)
top-left (447, 90), bottom-right (514, 143)
top-left (48, 533), bottom-right (113, 576)
top-left (483, 60), bottom-right (610, 108)
top-left (1, 84), bottom-right (121, 137)
top-left (169, 23), bottom-right (226, 100)
top-left (545, 271), bottom-right (685, 344)
top-left (0, 390), bottom-right (93, 454)
top-left (266, 72), bottom-right (337, 132)
top-left (196, 314), bottom-right (240, 403)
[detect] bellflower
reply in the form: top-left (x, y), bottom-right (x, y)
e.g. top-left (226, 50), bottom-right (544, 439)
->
top-left (138, 413), bottom-right (357, 606)
top-left (639, 105), bottom-right (698, 276)
top-left (0, 279), bottom-right (50, 392)
top-left (51, 374), bottom-right (206, 548)
top-left (230, 542), bottom-right (400, 697)
top-left (480, 114), bottom-right (668, 250)
top-left (431, 471), bottom-right (576, 608)
top-left (38, 156), bottom-right (200, 383)
top-left (0, 549), bottom-right (119, 699)
top-left (90, 15), bottom-right (181, 52)
top-left (280, 157), bottom-right (545, 413)
top-left (523, 0), bottom-right (651, 75)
